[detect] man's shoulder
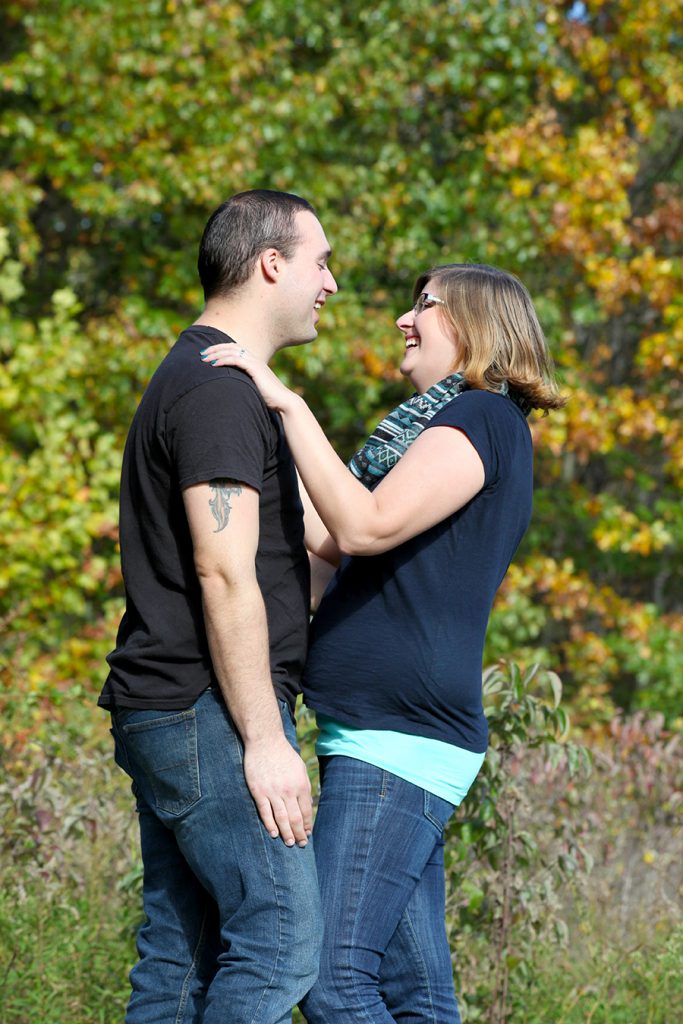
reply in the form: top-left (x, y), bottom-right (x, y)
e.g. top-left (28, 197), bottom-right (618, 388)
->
top-left (143, 331), bottom-right (265, 417)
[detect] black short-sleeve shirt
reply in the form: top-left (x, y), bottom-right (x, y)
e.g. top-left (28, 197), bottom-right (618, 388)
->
top-left (99, 326), bottom-right (310, 712)
top-left (303, 390), bottom-right (532, 752)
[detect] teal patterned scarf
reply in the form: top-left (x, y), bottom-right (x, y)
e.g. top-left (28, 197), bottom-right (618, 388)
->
top-left (348, 374), bottom-right (529, 490)
top-left (348, 373), bottom-right (469, 489)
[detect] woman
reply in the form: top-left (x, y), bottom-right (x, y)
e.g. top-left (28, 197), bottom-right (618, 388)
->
top-left (201, 263), bottom-right (564, 1022)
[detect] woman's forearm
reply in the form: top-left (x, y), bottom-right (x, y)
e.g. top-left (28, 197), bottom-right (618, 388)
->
top-left (281, 394), bottom-right (379, 552)
top-left (281, 392), bottom-right (486, 556)
top-left (197, 342), bottom-right (484, 554)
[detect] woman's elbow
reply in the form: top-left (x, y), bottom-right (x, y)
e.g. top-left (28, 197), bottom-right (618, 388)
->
top-left (333, 526), bottom-right (389, 557)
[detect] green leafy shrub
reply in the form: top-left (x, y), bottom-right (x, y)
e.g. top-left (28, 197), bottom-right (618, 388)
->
top-left (444, 661), bottom-right (592, 1022)
top-left (443, 666), bottom-right (683, 1023)
top-left (567, 711), bottom-right (683, 938)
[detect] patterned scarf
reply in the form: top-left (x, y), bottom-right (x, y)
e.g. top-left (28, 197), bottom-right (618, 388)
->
top-left (348, 373), bottom-right (469, 489)
top-left (348, 374), bottom-right (530, 490)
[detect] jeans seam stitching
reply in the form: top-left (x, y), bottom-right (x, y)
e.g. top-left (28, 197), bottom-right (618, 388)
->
top-left (402, 906), bottom-right (438, 1021)
top-left (112, 722), bottom-right (134, 777)
top-left (174, 906), bottom-right (208, 1024)
top-left (346, 771), bottom-right (389, 1024)
top-left (122, 708), bottom-right (196, 734)
top-left (246, 833), bottom-right (286, 1024)
top-left (246, 706), bottom-right (300, 1024)
top-left (424, 790), bottom-right (449, 832)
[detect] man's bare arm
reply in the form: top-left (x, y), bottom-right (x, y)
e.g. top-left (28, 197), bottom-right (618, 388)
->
top-left (183, 478), bottom-right (312, 847)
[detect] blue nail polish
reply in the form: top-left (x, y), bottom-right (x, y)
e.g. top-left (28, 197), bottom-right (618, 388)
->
top-left (210, 360), bottom-right (217, 365)
top-left (200, 348), bottom-right (207, 354)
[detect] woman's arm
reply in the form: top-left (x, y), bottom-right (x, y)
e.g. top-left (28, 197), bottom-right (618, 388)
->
top-left (283, 395), bottom-right (484, 554)
top-left (201, 347), bottom-right (485, 554)
top-left (299, 472), bottom-right (339, 611)
top-left (309, 551), bottom-right (338, 611)
top-left (297, 471), bottom-right (341, 566)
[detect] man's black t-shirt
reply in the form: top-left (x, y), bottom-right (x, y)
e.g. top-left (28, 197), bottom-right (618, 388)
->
top-left (99, 326), bottom-right (310, 713)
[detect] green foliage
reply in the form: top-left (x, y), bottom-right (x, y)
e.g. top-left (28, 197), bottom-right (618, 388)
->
top-left (441, 663), bottom-right (683, 1022)
top-left (0, 891), bottom-right (133, 1024)
top-left (0, 754), bottom-right (138, 1023)
top-left (519, 922), bottom-right (683, 1024)
top-left (3, 671), bottom-right (680, 1022)
top-left (445, 661), bottom-right (593, 1021)
top-left (1, 10), bottom-right (681, 1017)
top-left (2, 0), bottom-right (681, 753)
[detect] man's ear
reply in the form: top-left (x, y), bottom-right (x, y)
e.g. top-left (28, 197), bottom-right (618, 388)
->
top-left (259, 247), bottom-right (283, 283)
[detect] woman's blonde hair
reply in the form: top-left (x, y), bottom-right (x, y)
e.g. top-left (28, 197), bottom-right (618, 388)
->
top-left (414, 263), bottom-right (565, 411)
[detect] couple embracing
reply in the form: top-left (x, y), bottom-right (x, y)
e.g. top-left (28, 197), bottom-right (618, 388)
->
top-left (102, 189), bottom-right (563, 1024)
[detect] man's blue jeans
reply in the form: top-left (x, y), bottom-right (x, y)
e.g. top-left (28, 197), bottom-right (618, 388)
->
top-left (300, 756), bottom-right (460, 1024)
top-left (111, 689), bottom-right (322, 1024)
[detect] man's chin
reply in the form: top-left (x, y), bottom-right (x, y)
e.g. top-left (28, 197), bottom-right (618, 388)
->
top-left (280, 330), bottom-right (317, 350)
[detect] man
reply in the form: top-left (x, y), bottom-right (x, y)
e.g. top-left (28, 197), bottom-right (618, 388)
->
top-left (100, 190), bottom-right (338, 1023)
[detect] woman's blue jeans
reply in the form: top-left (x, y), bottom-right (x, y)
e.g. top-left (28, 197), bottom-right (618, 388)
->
top-left (300, 756), bottom-right (460, 1024)
top-left (111, 689), bottom-right (322, 1024)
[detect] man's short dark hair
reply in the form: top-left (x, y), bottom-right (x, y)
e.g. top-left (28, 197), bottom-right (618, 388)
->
top-left (198, 189), bottom-right (316, 300)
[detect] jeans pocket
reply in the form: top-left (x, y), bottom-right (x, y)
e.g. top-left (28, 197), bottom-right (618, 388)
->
top-left (121, 709), bottom-right (201, 816)
top-left (423, 790), bottom-right (455, 833)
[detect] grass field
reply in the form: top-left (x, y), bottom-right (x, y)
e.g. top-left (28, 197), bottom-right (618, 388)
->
top-left (2, 718), bottom-right (681, 1024)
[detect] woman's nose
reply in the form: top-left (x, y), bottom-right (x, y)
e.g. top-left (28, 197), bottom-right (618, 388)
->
top-left (395, 308), bottom-right (414, 331)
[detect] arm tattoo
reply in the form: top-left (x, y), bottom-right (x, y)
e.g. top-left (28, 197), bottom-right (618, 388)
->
top-left (208, 478), bottom-right (243, 533)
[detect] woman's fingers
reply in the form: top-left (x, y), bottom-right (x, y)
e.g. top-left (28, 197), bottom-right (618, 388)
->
top-left (200, 344), bottom-right (293, 413)
top-left (200, 343), bottom-right (249, 366)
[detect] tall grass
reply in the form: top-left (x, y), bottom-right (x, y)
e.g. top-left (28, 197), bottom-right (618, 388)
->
top-left (0, 754), bottom-right (139, 1024)
top-left (520, 920), bottom-right (683, 1024)
top-left (1, 693), bottom-right (681, 1023)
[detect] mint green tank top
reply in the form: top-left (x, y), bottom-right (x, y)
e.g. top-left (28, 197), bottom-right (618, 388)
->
top-left (316, 714), bottom-right (485, 807)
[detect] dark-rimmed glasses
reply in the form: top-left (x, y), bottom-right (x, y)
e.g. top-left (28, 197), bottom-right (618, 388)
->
top-left (413, 292), bottom-right (445, 315)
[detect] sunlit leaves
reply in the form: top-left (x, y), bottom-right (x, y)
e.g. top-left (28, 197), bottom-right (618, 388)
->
top-left (1, 0), bottom-right (681, 757)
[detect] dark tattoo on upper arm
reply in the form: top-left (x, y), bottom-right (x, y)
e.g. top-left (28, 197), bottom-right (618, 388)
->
top-left (208, 479), bottom-right (243, 532)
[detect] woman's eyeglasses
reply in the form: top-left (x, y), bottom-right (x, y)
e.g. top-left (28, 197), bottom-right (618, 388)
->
top-left (413, 292), bottom-right (445, 315)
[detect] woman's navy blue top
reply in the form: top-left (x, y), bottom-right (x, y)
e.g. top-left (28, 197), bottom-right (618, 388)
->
top-left (302, 390), bottom-right (533, 754)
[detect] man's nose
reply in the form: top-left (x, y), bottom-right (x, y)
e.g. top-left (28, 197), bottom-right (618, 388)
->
top-left (324, 268), bottom-right (338, 294)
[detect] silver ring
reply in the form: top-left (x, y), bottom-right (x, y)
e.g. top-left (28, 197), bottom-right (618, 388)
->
top-left (239, 348), bottom-right (246, 358)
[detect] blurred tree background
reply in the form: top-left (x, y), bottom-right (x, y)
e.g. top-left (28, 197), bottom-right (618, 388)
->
top-left (1, 1), bottom-right (681, 1020)
top-left (1, 0), bottom-right (680, 759)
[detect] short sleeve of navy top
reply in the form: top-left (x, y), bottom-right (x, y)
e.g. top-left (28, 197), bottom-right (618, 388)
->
top-left (100, 326), bottom-right (309, 713)
top-left (302, 390), bottom-right (533, 753)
